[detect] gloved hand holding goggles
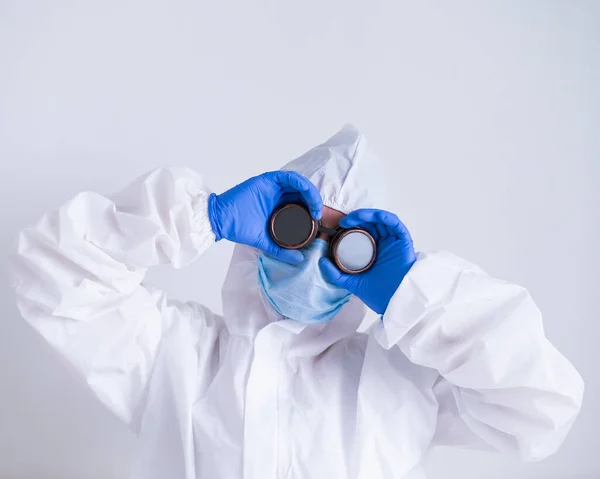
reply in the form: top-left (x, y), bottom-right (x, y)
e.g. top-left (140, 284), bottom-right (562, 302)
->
top-left (268, 203), bottom-right (377, 274)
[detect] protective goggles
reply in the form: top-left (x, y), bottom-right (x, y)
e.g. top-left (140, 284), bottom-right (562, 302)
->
top-left (268, 203), bottom-right (377, 274)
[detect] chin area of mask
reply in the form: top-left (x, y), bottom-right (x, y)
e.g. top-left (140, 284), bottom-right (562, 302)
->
top-left (336, 231), bottom-right (374, 271)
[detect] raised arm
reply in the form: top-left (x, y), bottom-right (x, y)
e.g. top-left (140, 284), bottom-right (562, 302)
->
top-left (9, 167), bottom-right (217, 427)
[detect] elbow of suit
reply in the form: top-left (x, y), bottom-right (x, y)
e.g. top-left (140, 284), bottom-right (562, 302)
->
top-left (519, 382), bottom-right (584, 462)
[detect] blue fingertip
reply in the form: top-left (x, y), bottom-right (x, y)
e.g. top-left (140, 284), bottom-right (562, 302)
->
top-left (290, 250), bottom-right (304, 263)
top-left (320, 256), bottom-right (336, 270)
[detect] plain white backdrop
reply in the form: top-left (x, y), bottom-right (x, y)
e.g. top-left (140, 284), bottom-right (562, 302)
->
top-left (0, 1), bottom-right (598, 478)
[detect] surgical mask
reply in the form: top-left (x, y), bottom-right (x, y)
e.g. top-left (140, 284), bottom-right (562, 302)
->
top-left (257, 239), bottom-right (351, 324)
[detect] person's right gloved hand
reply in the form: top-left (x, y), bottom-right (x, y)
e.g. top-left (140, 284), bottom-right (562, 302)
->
top-left (319, 209), bottom-right (417, 315)
top-left (208, 171), bottom-right (323, 263)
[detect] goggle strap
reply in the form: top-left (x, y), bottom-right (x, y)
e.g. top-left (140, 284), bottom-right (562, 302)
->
top-left (317, 225), bottom-right (340, 238)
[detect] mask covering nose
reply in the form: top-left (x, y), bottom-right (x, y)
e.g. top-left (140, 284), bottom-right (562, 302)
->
top-left (257, 239), bottom-right (351, 324)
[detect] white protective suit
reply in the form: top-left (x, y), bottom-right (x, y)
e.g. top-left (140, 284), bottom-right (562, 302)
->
top-left (10, 125), bottom-right (583, 479)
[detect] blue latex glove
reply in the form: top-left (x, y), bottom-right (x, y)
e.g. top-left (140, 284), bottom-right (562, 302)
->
top-left (319, 209), bottom-right (416, 315)
top-left (209, 171), bottom-right (323, 263)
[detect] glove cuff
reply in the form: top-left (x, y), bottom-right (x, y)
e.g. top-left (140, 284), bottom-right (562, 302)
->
top-left (208, 193), bottom-right (224, 241)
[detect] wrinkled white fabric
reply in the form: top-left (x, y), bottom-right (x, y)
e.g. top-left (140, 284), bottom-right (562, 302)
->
top-left (10, 126), bottom-right (583, 479)
top-left (282, 124), bottom-right (387, 213)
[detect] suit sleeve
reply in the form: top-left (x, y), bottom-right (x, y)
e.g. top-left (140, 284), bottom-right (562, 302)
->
top-left (9, 167), bottom-right (218, 428)
top-left (372, 251), bottom-right (584, 461)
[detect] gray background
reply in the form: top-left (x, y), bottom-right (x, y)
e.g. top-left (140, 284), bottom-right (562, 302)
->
top-left (0, 1), bottom-right (598, 478)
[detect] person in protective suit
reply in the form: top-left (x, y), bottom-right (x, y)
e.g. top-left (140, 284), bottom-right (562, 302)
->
top-left (10, 124), bottom-right (583, 479)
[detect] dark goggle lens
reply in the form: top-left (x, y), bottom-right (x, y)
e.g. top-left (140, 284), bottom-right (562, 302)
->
top-left (270, 205), bottom-right (314, 248)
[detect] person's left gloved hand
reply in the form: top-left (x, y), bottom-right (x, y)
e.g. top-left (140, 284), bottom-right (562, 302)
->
top-left (209, 171), bottom-right (323, 263)
top-left (319, 209), bottom-right (416, 315)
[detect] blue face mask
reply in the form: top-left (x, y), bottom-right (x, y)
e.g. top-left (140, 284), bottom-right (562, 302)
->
top-left (257, 239), bottom-right (351, 324)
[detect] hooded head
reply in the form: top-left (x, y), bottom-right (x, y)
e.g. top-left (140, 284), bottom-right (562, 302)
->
top-left (281, 124), bottom-right (387, 214)
top-left (222, 124), bottom-right (386, 340)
